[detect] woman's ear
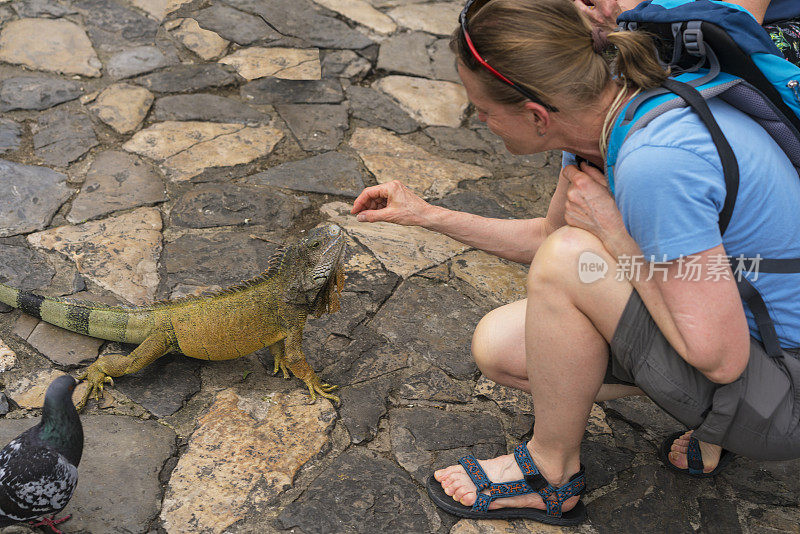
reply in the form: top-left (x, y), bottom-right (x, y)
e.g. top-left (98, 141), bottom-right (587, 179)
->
top-left (523, 101), bottom-right (550, 133)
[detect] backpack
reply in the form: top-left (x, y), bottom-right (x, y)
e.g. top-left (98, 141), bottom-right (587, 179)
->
top-left (606, 0), bottom-right (800, 357)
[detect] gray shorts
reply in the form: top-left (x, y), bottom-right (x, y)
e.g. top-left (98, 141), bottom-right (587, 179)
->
top-left (608, 290), bottom-right (800, 460)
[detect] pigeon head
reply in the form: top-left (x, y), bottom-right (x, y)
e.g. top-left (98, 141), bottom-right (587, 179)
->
top-left (38, 375), bottom-right (83, 467)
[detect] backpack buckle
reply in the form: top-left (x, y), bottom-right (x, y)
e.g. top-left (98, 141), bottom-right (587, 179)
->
top-left (683, 22), bottom-right (706, 57)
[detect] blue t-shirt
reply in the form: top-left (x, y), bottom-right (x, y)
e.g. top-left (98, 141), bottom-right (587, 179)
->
top-left (613, 99), bottom-right (800, 348)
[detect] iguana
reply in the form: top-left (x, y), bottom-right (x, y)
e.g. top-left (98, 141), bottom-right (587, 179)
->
top-left (0, 223), bottom-right (347, 409)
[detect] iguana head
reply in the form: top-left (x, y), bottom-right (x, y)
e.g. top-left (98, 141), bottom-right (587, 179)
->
top-left (282, 223), bottom-right (346, 315)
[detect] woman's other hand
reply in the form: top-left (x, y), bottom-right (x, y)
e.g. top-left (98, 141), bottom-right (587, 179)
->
top-left (351, 180), bottom-right (436, 227)
top-left (573, 0), bottom-right (625, 31)
top-left (563, 163), bottom-right (628, 253)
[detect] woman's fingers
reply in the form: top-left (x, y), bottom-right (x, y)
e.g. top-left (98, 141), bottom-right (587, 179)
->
top-left (352, 183), bottom-right (391, 214)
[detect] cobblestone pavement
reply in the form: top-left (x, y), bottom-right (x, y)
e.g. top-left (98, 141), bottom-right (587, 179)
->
top-left (0, 1), bottom-right (797, 533)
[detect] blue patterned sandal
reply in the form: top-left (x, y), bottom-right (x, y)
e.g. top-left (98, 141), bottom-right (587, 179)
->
top-left (426, 443), bottom-right (587, 525)
top-left (659, 430), bottom-right (735, 477)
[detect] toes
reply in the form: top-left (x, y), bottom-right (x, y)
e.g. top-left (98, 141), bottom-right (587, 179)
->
top-left (671, 442), bottom-right (688, 453)
top-left (452, 486), bottom-right (475, 504)
top-left (668, 451), bottom-right (689, 469)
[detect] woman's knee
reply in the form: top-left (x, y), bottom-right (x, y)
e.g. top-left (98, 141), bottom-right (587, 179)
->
top-left (471, 301), bottom-right (527, 383)
top-left (528, 226), bottom-right (610, 293)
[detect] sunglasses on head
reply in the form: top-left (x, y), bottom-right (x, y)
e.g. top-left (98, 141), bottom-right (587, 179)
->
top-left (460, 0), bottom-right (559, 112)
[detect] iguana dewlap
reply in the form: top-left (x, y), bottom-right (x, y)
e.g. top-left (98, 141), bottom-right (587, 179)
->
top-left (0, 223), bottom-right (347, 409)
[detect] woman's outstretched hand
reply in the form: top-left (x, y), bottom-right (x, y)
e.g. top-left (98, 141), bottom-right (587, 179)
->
top-left (351, 180), bottom-right (435, 227)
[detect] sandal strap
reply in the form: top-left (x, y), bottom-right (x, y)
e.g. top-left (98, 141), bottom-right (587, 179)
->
top-left (458, 455), bottom-right (491, 491)
top-left (538, 467), bottom-right (587, 517)
top-left (473, 479), bottom-right (535, 512)
top-left (513, 443), bottom-right (587, 518)
top-left (686, 437), bottom-right (705, 475)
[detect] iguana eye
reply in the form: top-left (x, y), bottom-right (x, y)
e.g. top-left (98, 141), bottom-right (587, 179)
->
top-left (310, 240), bottom-right (320, 248)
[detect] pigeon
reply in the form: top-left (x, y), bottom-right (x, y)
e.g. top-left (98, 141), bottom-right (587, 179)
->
top-left (0, 375), bottom-right (83, 533)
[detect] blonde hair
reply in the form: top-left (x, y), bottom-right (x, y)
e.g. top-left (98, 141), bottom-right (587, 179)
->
top-left (450, 0), bottom-right (668, 109)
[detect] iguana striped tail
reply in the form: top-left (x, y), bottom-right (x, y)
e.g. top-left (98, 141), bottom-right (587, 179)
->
top-left (0, 282), bottom-right (151, 344)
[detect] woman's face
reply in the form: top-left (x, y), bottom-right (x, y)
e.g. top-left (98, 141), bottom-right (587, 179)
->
top-left (457, 62), bottom-right (547, 155)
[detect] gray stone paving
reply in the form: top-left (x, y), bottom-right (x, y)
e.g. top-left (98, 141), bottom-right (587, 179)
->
top-left (0, 1), bottom-right (796, 533)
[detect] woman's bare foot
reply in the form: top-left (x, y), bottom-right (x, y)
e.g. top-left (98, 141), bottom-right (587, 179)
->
top-left (433, 444), bottom-right (580, 512)
top-left (668, 430), bottom-right (722, 473)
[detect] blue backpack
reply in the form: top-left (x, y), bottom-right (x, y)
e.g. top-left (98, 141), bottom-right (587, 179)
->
top-left (606, 0), bottom-right (800, 357)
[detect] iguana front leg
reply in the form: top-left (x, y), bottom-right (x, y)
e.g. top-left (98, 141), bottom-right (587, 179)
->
top-left (277, 329), bottom-right (339, 404)
top-left (76, 330), bottom-right (173, 411)
top-left (269, 341), bottom-right (290, 379)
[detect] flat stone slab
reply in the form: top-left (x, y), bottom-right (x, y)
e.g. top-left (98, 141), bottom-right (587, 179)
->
top-left (163, 228), bottom-right (281, 289)
top-left (153, 93), bottom-right (267, 124)
top-left (27, 207), bottom-right (163, 305)
top-left (0, 243), bottom-right (54, 290)
top-left (387, 2), bottom-right (462, 36)
top-left (0, 119), bottom-right (21, 154)
top-left (241, 78), bottom-right (344, 104)
top-left (111, 351), bottom-right (202, 417)
top-left (373, 276), bottom-right (487, 378)
top-left (160, 388), bottom-right (336, 533)
top-left (0, 18), bottom-right (101, 77)
top-left (391, 406), bottom-right (505, 484)
top-left (57, 415), bottom-right (174, 533)
top-left (0, 160), bottom-right (70, 237)
top-left (426, 126), bottom-right (492, 152)
top-left (322, 50), bottom-right (371, 80)
top-left (132, 64), bottom-right (238, 94)
top-left (246, 151), bottom-right (365, 197)
top-left (22, 320), bottom-right (103, 368)
top-left (3, 369), bottom-right (83, 409)
top-left (375, 75), bottom-right (468, 127)
top-left (170, 18), bottom-right (229, 60)
top-left (123, 121), bottom-right (284, 182)
top-left (131, 0), bottom-right (192, 20)
top-left (228, 0), bottom-right (375, 49)
top-left (451, 250), bottom-right (528, 304)
top-left (321, 201), bottom-right (469, 278)
top-left (90, 83), bottom-right (154, 134)
top-left (33, 109), bottom-right (99, 167)
top-left (106, 45), bottom-right (177, 80)
top-left (433, 190), bottom-right (513, 221)
top-left (0, 336), bottom-right (16, 373)
top-left (276, 103), bottom-right (348, 152)
top-left (395, 366), bottom-right (474, 403)
top-left (474, 375), bottom-right (534, 415)
top-left (219, 47), bottom-right (321, 81)
top-left (169, 183), bottom-right (310, 229)
top-left (0, 76), bottom-right (82, 112)
top-left (193, 2), bottom-right (280, 45)
top-left (346, 85), bottom-right (419, 133)
top-left (378, 32), bottom-right (435, 78)
top-left (11, 0), bottom-right (79, 17)
top-left (349, 127), bottom-right (489, 198)
top-left (73, 0), bottom-right (159, 52)
top-left (67, 151), bottom-right (167, 224)
top-left (337, 377), bottom-right (392, 444)
top-left (313, 0), bottom-right (397, 34)
top-left (277, 448), bottom-right (435, 533)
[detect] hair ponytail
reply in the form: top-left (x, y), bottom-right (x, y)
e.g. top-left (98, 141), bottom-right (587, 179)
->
top-left (607, 31), bottom-right (669, 91)
top-left (451, 0), bottom-right (668, 108)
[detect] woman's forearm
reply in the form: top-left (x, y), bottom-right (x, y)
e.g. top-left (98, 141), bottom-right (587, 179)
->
top-left (422, 205), bottom-right (549, 264)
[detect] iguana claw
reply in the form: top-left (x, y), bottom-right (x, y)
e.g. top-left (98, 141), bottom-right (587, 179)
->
top-left (305, 379), bottom-right (340, 405)
top-left (272, 355), bottom-right (290, 379)
top-left (75, 366), bottom-right (114, 411)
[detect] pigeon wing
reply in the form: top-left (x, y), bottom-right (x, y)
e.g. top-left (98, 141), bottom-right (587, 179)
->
top-left (0, 434), bottom-right (78, 523)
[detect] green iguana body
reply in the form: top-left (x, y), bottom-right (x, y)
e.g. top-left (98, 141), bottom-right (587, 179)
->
top-left (0, 223), bottom-right (346, 409)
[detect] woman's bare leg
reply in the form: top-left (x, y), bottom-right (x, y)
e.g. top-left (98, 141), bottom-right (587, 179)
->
top-left (436, 227), bottom-right (721, 511)
top-left (472, 300), bottom-right (643, 401)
